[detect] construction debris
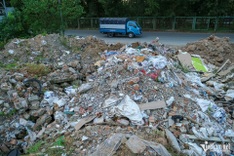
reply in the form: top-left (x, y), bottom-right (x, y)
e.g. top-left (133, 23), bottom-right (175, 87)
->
top-left (0, 34), bottom-right (234, 155)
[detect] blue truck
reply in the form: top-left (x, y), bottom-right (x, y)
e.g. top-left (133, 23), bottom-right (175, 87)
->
top-left (99, 18), bottom-right (142, 38)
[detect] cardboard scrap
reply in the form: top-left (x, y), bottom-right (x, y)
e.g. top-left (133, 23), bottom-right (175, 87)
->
top-left (135, 56), bottom-right (145, 62)
top-left (75, 116), bottom-right (96, 131)
top-left (139, 100), bottom-right (166, 110)
top-left (218, 64), bottom-right (234, 76)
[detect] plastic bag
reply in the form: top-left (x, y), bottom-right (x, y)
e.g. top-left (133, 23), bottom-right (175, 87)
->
top-left (225, 129), bottom-right (234, 137)
top-left (225, 89), bottom-right (234, 101)
top-left (212, 107), bottom-right (226, 124)
top-left (149, 55), bottom-right (167, 69)
top-left (192, 127), bottom-right (209, 139)
top-left (103, 96), bottom-right (119, 108)
top-left (125, 47), bottom-right (139, 54)
top-left (187, 142), bottom-right (206, 156)
top-left (44, 91), bottom-right (56, 105)
top-left (65, 86), bottom-right (77, 95)
top-left (166, 96), bottom-right (174, 106)
top-left (196, 98), bottom-right (215, 112)
top-left (112, 95), bottom-right (144, 125)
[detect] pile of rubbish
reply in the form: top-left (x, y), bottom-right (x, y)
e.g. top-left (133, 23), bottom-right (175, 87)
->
top-left (0, 34), bottom-right (233, 156)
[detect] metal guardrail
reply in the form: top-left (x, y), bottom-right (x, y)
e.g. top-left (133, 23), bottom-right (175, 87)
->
top-left (71, 16), bottom-right (234, 32)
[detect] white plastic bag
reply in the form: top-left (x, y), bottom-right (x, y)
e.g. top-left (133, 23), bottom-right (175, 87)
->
top-left (225, 89), bottom-right (234, 101)
top-left (65, 86), bottom-right (77, 95)
top-left (112, 95), bottom-right (144, 125)
top-left (196, 98), bottom-right (215, 112)
top-left (187, 142), bottom-right (206, 156)
top-left (103, 96), bottom-right (119, 108)
top-left (125, 47), bottom-right (139, 54)
top-left (149, 55), bottom-right (167, 69)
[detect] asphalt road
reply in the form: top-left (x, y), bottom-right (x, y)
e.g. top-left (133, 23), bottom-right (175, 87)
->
top-left (65, 29), bottom-right (234, 46)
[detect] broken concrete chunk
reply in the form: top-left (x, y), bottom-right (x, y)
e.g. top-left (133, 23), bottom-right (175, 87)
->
top-left (177, 52), bottom-right (193, 69)
top-left (165, 129), bottom-right (181, 152)
top-left (143, 140), bottom-right (172, 156)
top-left (125, 135), bottom-right (146, 154)
top-left (78, 83), bottom-right (92, 93)
top-left (90, 133), bottom-right (123, 156)
top-left (75, 116), bottom-right (96, 131)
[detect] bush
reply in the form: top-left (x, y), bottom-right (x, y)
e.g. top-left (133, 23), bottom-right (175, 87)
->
top-left (0, 41), bottom-right (6, 50)
top-left (0, 11), bottom-right (29, 42)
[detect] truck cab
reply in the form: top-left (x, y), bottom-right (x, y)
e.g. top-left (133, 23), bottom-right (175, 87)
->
top-left (99, 18), bottom-right (142, 38)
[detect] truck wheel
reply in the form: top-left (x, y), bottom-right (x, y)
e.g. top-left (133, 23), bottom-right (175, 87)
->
top-left (107, 33), bottom-right (114, 37)
top-left (128, 33), bottom-right (135, 38)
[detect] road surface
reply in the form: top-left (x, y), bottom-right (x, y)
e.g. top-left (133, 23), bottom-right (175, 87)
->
top-left (65, 29), bottom-right (234, 46)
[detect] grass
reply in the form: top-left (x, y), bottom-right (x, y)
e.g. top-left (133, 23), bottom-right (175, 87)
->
top-left (0, 109), bottom-right (17, 117)
top-left (26, 140), bottom-right (43, 154)
top-left (59, 36), bottom-right (70, 49)
top-left (0, 111), bottom-right (5, 116)
top-left (25, 63), bottom-right (50, 76)
top-left (53, 136), bottom-right (65, 146)
top-left (0, 41), bottom-right (6, 50)
top-left (24, 135), bottom-right (72, 156)
top-left (0, 62), bottom-right (18, 70)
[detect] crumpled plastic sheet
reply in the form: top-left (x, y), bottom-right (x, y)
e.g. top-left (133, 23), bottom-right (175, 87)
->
top-left (209, 143), bottom-right (223, 156)
top-left (149, 55), bottom-right (167, 69)
top-left (44, 91), bottom-right (57, 106)
top-left (187, 142), bottom-right (206, 156)
top-left (186, 72), bottom-right (206, 88)
top-left (225, 129), bottom-right (234, 137)
top-left (112, 95), bottom-right (144, 125)
top-left (65, 86), bottom-right (77, 95)
top-left (225, 89), bottom-right (234, 101)
top-left (54, 111), bottom-right (68, 125)
top-left (105, 51), bottom-right (118, 57)
top-left (195, 98), bottom-right (226, 124)
top-left (103, 96), bottom-right (119, 108)
top-left (192, 127), bottom-right (209, 139)
top-left (212, 107), bottom-right (226, 124)
top-left (125, 47), bottom-right (139, 55)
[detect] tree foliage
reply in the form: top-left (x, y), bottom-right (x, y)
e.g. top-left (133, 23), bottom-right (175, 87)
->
top-left (85, 0), bottom-right (234, 17)
top-left (1, 0), bottom-right (234, 42)
top-left (0, 10), bottom-right (28, 41)
top-left (0, 0), bottom-right (84, 41)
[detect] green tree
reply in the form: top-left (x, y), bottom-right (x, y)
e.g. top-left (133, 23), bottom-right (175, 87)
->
top-left (82, 0), bottom-right (103, 17)
top-left (0, 10), bottom-right (28, 41)
top-left (98, 0), bottom-right (126, 17)
top-left (144, 0), bottom-right (159, 16)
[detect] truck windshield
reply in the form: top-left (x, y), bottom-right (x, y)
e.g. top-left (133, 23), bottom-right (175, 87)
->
top-left (134, 21), bottom-right (140, 28)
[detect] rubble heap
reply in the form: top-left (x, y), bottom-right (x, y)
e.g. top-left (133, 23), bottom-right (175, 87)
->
top-left (182, 35), bottom-right (234, 66)
top-left (0, 34), bottom-right (233, 156)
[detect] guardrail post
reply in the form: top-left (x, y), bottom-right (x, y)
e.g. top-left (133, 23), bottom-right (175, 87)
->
top-left (153, 18), bottom-right (156, 30)
top-left (172, 17), bottom-right (176, 30)
top-left (77, 19), bottom-right (80, 29)
top-left (91, 18), bottom-right (93, 28)
top-left (214, 17), bottom-right (218, 31)
top-left (192, 17), bottom-right (196, 30)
